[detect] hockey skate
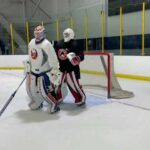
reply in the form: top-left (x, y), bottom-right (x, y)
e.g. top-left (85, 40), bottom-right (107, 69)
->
top-left (28, 100), bottom-right (43, 110)
top-left (76, 100), bottom-right (86, 107)
top-left (77, 102), bottom-right (85, 107)
top-left (47, 103), bottom-right (60, 114)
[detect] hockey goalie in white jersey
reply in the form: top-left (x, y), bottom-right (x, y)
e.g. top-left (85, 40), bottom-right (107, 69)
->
top-left (24, 25), bottom-right (63, 114)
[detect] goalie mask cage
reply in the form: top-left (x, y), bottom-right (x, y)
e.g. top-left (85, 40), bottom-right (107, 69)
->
top-left (81, 52), bottom-right (134, 99)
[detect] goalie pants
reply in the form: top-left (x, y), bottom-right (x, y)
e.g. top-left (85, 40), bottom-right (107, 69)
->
top-left (57, 71), bottom-right (86, 104)
top-left (26, 71), bottom-right (58, 106)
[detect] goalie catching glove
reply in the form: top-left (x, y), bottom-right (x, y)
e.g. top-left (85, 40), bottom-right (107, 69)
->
top-left (67, 52), bottom-right (80, 66)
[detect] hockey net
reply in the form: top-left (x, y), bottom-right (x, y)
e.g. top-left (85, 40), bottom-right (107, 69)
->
top-left (80, 52), bottom-right (134, 99)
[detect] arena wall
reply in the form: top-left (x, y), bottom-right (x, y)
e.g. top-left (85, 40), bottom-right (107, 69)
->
top-left (0, 55), bottom-right (150, 81)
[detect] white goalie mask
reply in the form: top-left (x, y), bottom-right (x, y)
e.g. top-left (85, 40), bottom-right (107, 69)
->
top-left (63, 28), bottom-right (75, 42)
top-left (34, 25), bottom-right (46, 42)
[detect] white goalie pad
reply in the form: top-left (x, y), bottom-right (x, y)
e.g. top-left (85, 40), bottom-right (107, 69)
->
top-left (26, 74), bottom-right (44, 107)
top-left (26, 72), bottom-right (59, 111)
top-left (60, 82), bottom-right (68, 100)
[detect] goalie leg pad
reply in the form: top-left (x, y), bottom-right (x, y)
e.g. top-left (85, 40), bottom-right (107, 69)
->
top-left (26, 74), bottom-right (45, 110)
top-left (66, 71), bottom-right (86, 105)
top-left (28, 100), bottom-right (43, 110)
top-left (55, 73), bottom-right (68, 103)
top-left (57, 82), bottom-right (68, 103)
top-left (38, 74), bottom-right (60, 113)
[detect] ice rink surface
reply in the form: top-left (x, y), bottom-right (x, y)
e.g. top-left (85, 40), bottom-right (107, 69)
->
top-left (0, 70), bottom-right (150, 150)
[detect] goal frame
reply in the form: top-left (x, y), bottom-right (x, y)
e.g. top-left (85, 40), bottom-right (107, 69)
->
top-left (83, 52), bottom-right (134, 99)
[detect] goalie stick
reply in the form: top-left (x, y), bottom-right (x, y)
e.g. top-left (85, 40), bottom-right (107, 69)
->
top-left (0, 75), bottom-right (27, 117)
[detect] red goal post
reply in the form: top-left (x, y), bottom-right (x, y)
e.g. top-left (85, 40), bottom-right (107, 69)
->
top-left (81, 52), bottom-right (134, 99)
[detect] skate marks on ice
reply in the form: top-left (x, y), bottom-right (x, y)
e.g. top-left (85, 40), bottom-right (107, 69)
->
top-left (58, 93), bottom-right (110, 116)
top-left (112, 100), bottom-right (150, 111)
top-left (15, 109), bottom-right (60, 123)
top-left (86, 90), bottom-right (150, 112)
top-left (0, 93), bottom-right (109, 122)
top-left (16, 93), bottom-right (109, 122)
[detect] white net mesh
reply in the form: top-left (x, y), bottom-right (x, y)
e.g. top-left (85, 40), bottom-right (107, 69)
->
top-left (80, 53), bottom-right (134, 99)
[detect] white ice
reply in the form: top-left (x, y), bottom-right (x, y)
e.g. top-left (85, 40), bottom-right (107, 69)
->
top-left (0, 70), bottom-right (150, 150)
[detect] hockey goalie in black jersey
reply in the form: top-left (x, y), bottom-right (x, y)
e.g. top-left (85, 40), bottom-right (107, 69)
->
top-left (55, 28), bottom-right (86, 106)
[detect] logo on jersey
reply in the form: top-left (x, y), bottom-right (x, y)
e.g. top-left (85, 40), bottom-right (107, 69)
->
top-left (58, 48), bottom-right (68, 60)
top-left (31, 49), bottom-right (38, 59)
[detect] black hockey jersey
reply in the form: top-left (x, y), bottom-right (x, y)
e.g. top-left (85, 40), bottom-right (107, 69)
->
top-left (55, 39), bottom-right (84, 79)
